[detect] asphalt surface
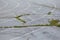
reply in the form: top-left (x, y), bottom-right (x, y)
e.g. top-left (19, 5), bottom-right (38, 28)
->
top-left (0, 27), bottom-right (60, 40)
top-left (0, 0), bottom-right (60, 26)
top-left (0, 0), bottom-right (60, 40)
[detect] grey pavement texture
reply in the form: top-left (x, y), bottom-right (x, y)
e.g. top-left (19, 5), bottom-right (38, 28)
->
top-left (0, 27), bottom-right (60, 40)
top-left (0, 0), bottom-right (60, 40)
top-left (0, 0), bottom-right (60, 26)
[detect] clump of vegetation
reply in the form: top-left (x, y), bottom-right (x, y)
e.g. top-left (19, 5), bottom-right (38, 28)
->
top-left (0, 27), bottom-right (12, 28)
top-left (15, 14), bottom-right (31, 23)
top-left (49, 19), bottom-right (60, 26)
top-left (48, 12), bottom-right (51, 15)
top-left (14, 26), bottom-right (28, 28)
top-left (43, 24), bottom-right (50, 26)
top-left (15, 17), bottom-right (26, 23)
top-left (32, 24), bottom-right (49, 26)
top-left (56, 24), bottom-right (60, 27)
